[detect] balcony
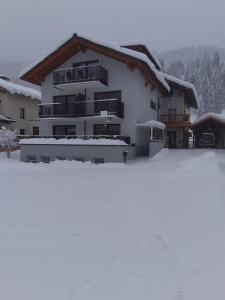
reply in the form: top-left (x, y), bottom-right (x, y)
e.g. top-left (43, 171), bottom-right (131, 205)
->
top-left (18, 135), bottom-right (131, 145)
top-left (53, 65), bottom-right (108, 87)
top-left (39, 99), bottom-right (124, 119)
top-left (160, 114), bottom-right (190, 127)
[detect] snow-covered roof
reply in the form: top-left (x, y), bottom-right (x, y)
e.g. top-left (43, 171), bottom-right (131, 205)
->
top-left (0, 78), bottom-right (41, 101)
top-left (20, 33), bottom-right (170, 93)
top-left (19, 138), bottom-right (128, 146)
top-left (162, 73), bottom-right (199, 109)
top-left (119, 41), bottom-right (161, 70)
top-left (0, 114), bottom-right (15, 123)
top-left (191, 112), bottom-right (225, 128)
top-left (137, 120), bottom-right (166, 129)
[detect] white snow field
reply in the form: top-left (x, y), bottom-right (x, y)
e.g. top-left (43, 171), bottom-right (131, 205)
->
top-left (0, 149), bottom-right (225, 300)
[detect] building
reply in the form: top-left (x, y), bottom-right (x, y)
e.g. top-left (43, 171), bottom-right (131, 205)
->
top-left (19, 33), bottom-right (198, 163)
top-left (160, 74), bottom-right (199, 149)
top-left (191, 113), bottom-right (225, 148)
top-left (0, 75), bottom-right (41, 135)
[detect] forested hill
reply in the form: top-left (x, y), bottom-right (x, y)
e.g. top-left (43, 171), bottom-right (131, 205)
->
top-left (160, 47), bottom-right (225, 115)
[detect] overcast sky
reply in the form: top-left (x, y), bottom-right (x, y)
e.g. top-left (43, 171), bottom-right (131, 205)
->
top-left (1, 0), bottom-right (225, 62)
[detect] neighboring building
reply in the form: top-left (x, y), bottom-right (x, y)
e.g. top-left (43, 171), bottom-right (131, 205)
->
top-left (191, 113), bottom-right (225, 148)
top-left (0, 75), bottom-right (41, 135)
top-left (160, 74), bottom-right (199, 149)
top-left (19, 33), bottom-right (198, 163)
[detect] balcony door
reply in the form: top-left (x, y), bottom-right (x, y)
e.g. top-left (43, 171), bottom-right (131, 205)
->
top-left (168, 109), bottom-right (176, 123)
top-left (94, 124), bottom-right (121, 136)
top-left (73, 60), bottom-right (99, 81)
top-left (54, 94), bottom-right (85, 116)
top-left (94, 91), bottom-right (121, 114)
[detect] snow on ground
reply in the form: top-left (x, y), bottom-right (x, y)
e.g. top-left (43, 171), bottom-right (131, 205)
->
top-left (0, 149), bottom-right (225, 300)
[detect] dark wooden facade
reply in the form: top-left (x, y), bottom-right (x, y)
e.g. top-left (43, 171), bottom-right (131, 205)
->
top-left (191, 115), bottom-right (225, 148)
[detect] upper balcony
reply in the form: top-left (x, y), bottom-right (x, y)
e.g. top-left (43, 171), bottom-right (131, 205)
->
top-left (39, 99), bottom-right (124, 119)
top-left (53, 65), bottom-right (108, 88)
top-left (160, 114), bottom-right (190, 128)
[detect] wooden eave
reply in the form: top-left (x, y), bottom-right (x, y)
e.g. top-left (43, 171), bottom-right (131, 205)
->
top-left (167, 80), bottom-right (198, 109)
top-left (21, 35), bottom-right (169, 95)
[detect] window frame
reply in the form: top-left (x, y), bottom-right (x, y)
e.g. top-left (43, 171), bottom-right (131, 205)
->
top-left (20, 107), bottom-right (25, 119)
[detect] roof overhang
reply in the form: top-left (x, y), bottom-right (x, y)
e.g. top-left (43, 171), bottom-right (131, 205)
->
top-left (162, 73), bottom-right (199, 109)
top-left (136, 120), bottom-right (166, 130)
top-left (120, 44), bottom-right (161, 70)
top-left (20, 34), bottom-right (169, 95)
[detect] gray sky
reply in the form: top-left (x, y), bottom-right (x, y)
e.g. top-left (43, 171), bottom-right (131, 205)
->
top-left (1, 0), bottom-right (225, 62)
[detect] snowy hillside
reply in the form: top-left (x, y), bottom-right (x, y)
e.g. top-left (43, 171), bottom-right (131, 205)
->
top-left (160, 47), bottom-right (225, 114)
top-left (160, 46), bottom-right (225, 66)
top-left (0, 150), bottom-right (224, 300)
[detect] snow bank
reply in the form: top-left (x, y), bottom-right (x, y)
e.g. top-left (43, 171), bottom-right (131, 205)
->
top-left (151, 148), bottom-right (170, 161)
top-left (176, 151), bottom-right (220, 176)
top-left (19, 137), bottom-right (128, 146)
top-left (0, 78), bottom-right (41, 100)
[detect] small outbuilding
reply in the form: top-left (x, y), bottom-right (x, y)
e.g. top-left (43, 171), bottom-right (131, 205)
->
top-left (191, 113), bottom-right (225, 148)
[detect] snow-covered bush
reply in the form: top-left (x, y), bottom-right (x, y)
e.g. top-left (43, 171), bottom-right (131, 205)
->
top-left (0, 127), bottom-right (17, 158)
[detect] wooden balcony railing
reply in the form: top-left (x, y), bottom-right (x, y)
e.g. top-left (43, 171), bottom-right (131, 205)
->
top-left (160, 114), bottom-right (190, 127)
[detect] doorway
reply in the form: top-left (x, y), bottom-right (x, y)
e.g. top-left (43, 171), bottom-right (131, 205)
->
top-left (167, 132), bottom-right (176, 148)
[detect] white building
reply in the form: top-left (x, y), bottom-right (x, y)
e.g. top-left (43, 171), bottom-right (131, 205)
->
top-left (19, 33), bottom-right (198, 163)
top-left (0, 75), bottom-right (40, 135)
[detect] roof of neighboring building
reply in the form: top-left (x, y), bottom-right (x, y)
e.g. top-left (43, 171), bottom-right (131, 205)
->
top-left (0, 78), bottom-right (41, 101)
top-left (20, 33), bottom-right (170, 94)
top-left (191, 112), bottom-right (225, 129)
top-left (162, 73), bottom-right (199, 109)
top-left (0, 114), bottom-right (15, 123)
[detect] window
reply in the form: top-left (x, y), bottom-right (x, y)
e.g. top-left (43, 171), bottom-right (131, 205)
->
top-left (20, 108), bottom-right (25, 119)
top-left (93, 158), bottom-right (104, 164)
top-left (151, 128), bottom-right (164, 141)
top-left (150, 100), bottom-right (157, 110)
top-left (41, 156), bottom-right (50, 163)
top-left (54, 94), bottom-right (85, 116)
top-left (95, 91), bottom-right (121, 101)
top-left (56, 156), bottom-right (66, 161)
top-left (20, 129), bottom-right (25, 135)
top-left (26, 155), bottom-right (36, 163)
top-left (72, 157), bottom-right (84, 162)
top-left (94, 91), bottom-right (122, 115)
top-left (32, 127), bottom-right (39, 136)
top-left (73, 60), bottom-right (99, 68)
top-left (94, 124), bottom-right (121, 136)
top-left (53, 125), bottom-right (76, 137)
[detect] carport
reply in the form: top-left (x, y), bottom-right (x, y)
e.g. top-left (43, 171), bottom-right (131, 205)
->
top-left (191, 113), bottom-right (225, 148)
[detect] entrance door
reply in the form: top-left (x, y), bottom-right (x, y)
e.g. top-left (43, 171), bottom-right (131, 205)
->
top-left (167, 132), bottom-right (176, 148)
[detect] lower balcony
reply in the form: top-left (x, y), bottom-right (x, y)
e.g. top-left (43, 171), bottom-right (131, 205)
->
top-left (39, 99), bottom-right (124, 119)
top-left (160, 114), bottom-right (190, 127)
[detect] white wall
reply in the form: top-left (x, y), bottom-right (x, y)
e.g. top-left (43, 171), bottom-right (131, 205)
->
top-left (0, 92), bottom-right (39, 135)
